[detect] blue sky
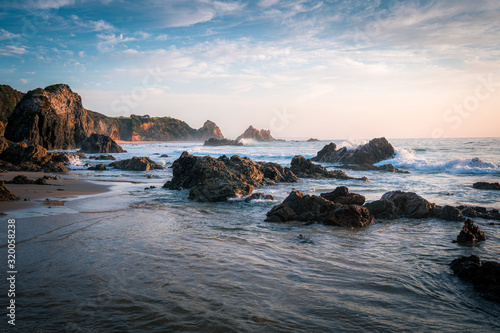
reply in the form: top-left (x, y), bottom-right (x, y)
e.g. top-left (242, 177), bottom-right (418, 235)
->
top-left (1, 0), bottom-right (499, 139)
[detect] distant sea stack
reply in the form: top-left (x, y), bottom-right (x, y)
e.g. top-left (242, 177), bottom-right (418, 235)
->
top-left (236, 125), bottom-right (276, 142)
top-left (2, 83), bottom-right (225, 148)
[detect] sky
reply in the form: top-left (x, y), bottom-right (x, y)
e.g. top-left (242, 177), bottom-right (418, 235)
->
top-left (0, 0), bottom-right (499, 139)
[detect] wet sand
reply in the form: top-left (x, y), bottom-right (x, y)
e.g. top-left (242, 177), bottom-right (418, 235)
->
top-left (0, 171), bottom-right (110, 212)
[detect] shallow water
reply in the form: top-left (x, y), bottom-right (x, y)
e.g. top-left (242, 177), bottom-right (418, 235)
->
top-left (2, 137), bottom-right (500, 332)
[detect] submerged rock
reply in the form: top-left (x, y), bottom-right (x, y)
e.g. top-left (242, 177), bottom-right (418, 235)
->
top-left (0, 181), bottom-right (20, 201)
top-left (88, 154), bottom-right (117, 161)
top-left (289, 155), bottom-right (368, 181)
top-left (312, 137), bottom-right (395, 165)
top-left (204, 138), bottom-right (243, 146)
top-left (88, 164), bottom-right (107, 171)
top-left (473, 182), bottom-right (500, 190)
top-left (245, 192), bottom-right (275, 202)
top-left (265, 190), bottom-right (375, 228)
top-left (78, 134), bottom-right (125, 154)
top-left (163, 152), bottom-right (298, 202)
top-left (110, 156), bottom-right (164, 171)
top-left (450, 255), bottom-right (500, 303)
top-left (456, 219), bottom-right (486, 244)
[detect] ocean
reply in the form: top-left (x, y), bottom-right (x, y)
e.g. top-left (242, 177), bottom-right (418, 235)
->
top-left (3, 137), bottom-right (500, 332)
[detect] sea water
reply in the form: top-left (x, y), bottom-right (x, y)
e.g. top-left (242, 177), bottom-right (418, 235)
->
top-left (2, 137), bottom-right (499, 332)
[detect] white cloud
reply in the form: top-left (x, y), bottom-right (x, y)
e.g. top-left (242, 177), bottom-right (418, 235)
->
top-left (20, 78), bottom-right (31, 84)
top-left (156, 34), bottom-right (168, 41)
top-left (90, 19), bottom-right (115, 31)
top-left (259, 0), bottom-right (279, 8)
top-left (97, 33), bottom-right (135, 51)
top-left (0, 45), bottom-right (28, 56)
top-left (32, 0), bottom-right (75, 9)
top-left (134, 31), bottom-right (151, 39)
top-left (0, 29), bottom-right (21, 41)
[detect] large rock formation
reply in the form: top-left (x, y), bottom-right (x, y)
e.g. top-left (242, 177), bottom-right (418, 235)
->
top-left (204, 138), bottom-right (242, 146)
top-left (456, 219), bottom-right (486, 244)
top-left (236, 126), bottom-right (275, 142)
top-left (312, 138), bottom-right (395, 165)
top-left (0, 142), bottom-right (70, 172)
top-left (110, 156), bottom-right (164, 171)
top-left (163, 152), bottom-right (298, 202)
top-left (265, 189), bottom-right (375, 228)
top-left (5, 84), bottom-right (94, 149)
top-left (197, 120), bottom-right (224, 141)
top-left (380, 190), bottom-right (436, 218)
top-left (473, 182), bottom-right (500, 190)
top-left (289, 155), bottom-right (368, 181)
top-left (0, 85), bottom-right (24, 134)
top-left (450, 255), bottom-right (500, 303)
top-left (78, 134), bottom-right (125, 154)
top-left (0, 181), bottom-right (20, 201)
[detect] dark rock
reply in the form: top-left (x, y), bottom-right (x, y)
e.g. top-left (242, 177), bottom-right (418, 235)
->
top-left (0, 84), bottom-right (24, 131)
top-left (435, 205), bottom-right (465, 222)
top-left (6, 175), bottom-right (46, 185)
top-left (78, 134), bottom-right (125, 154)
top-left (110, 156), bottom-right (164, 171)
top-left (34, 177), bottom-right (47, 185)
top-left (0, 142), bottom-right (70, 172)
top-left (163, 152), bottom-right (298, 202)
top-left (88, 164), bottom-right (107, 171)
top-left (245, 192), bottom-right (276, 202)
top-left (236, 125), bottom-right (276, 142)
top-left (340, 163), bottom-right (409, 173)
top-left (320, 186), bottom-right (365, 205)
top-left (364, 199), bottom-right (399, 219)
top-left (289, 155), bottom-right (368, 181)
top-left (204, 138), bottom-right (243, 146)
top-left (450, 255), bottom-right (500, 303)
top-left (88, 155), bottom-right (117, 160)
top-left (380, 190), bottom-right (436, 218)
top-left (265, 190), bottom-right (375, 228)
top-left (144, 186), bottom-right (156, 190)
top-left (197, 120), bottom-right (224, 141)
top-left (460, 206), bottom-right (500, 221)
top-left (160, 154), bottom-right (169, 157)
top-left (0, 181), bottom-right (20, 201)
top-left (473, 182), bottom-right (500, 190)
top-left (312, 137), bottom-right (395, 164)
top-left (307, 138), bottom-right (319, 142)
top-left (456, 219), bottom-right (486, 243)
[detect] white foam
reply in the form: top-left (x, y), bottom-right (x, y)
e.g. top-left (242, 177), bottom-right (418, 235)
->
top-left (338, 138), bottom-right (369, 150)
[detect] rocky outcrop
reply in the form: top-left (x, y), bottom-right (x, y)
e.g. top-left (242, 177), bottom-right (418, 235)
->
top-left (380, 190), bottom-right (436, 218)
top-left (236, 126), bottom-right (275, 142)
top-left (88, 155), bottom-right (117, 160)
top-left (265, 190), bottom-right (376, 228)
top-left (197, 120), bottom-right (224, 141)
top-left (459, 206), bottom-right (500, 221)
top-left (364, 199), bottom-right (399, 219)
top-left (312, 138), bottom-right (395, 165)
top-left (204, 138), bottom-right (242, 146)
top-left (88, 164), bottom-right (107, 171)
top-left (245, 193), bottom-right (275, 202)
top-left (339, 163), bottom-right (409, 173)
top-left (0, 142), bottom-right (70, 172)
top-left (320, 186), bottom-right (365, 205)
top-left (163, 152), bottom-right (298, 202)
top-left (5, 84), bottom-right (94, 149)
top-left (455, 219), bottom-right (486, 243)
top-left (473, 182), bottom-right (500, 190)
top-left (450, 255), bottom-right (500, 303)
top-left (110, 156), bottom-right (164, 171)
top-left (6, 175), bottom-right (47, 185)
top-left (0, 181), bottom-right (20, 201)
top-left (78, 134), bottom-right (125, 154)
top-left (0, 85), bottom-right (24, 133)
top-left (289, 155), bottom-right (368, 181)
top-left (435, 205), bottom-right (465, 222)
top-left (307, 138), bottom-right (319, 142)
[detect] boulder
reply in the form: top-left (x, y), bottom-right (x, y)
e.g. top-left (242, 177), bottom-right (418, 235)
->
top-left (450, 255), bottom-right (500, 303)
top-left (456, 219), bottom-right (486, 243)
top-left (312, 137), bottom-right (395, 164)
top-left (6, 175), bottom-right (47, 185)
top-left (88, 155), bottom-right (117, 160)
top-left (0, 181), bottom-right (20, 201)
top-left (245, 192), bottom-right (275, 202)
top-left (380, 190), bottom-right (436, 218)
top-left (0, 142), bottom-right (70, 172)
top-left (265, 190), bottom-right (375, 228)
top-left (473, 182), bottom-right (500, 190)
top-left (459, 206), bottom-right (500, 221)
top-left (289, 155), bottom-right (368, 181)
top-left (88, 164), bottom-right (107, 171)
top-left (204, 138), bottom-right (243, 146)
top-left (163, 152), bottom-right (298, 202)
top-left (320, 186), bottom-right (365, 205)
top-left (236, 125), bottom-right (275, 142)
top-left (78, 134), bottom-right (125, 154)
top-left (435, 205), bottom-right (465, 222)
top-left (364, 199), bottom-right (399, 219)
top-left (110, 156), bottom-right (164, 171)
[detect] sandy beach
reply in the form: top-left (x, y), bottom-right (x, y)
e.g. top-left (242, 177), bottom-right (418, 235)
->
top-left (0, 171), bottom-right (110, 212)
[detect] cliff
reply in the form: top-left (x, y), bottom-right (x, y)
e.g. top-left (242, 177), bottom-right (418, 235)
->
top-left (236, 125), bottom-right (275, 142)
top-left (3, 84), bottom-right (224, 149)
top-left (0, 85), bottom-right (25, 135)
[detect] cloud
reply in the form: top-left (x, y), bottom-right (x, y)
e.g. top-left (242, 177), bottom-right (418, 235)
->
top-left (156, 34), bottom-right (168, 41)
top-left (97, 33), bottom-right (135, 51)
top-left (0, 29), bottom-right (21, 41)
top-left (0, 45), bottom-right (28, 56)
top-left (134, 31), bottom-right (151, 39)
top-left (259, 0), bottom-right (279, 8)
top-left (71, 15), bottom-right (115, 31)
top-left (32, 0), bottom-right (75, 9)
top-left (20, 78), bottom-right (31, 84)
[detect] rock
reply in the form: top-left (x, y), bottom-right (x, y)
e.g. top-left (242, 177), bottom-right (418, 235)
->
top-left (197, 120), bottom-right (224, 140)
top-left (340, 163), bottom-right (409, 173)
top-left (78, 134), bottom-right (125, 154)
top-left (380, 190), bottom-right (436, 218)
top-left (0, 181), bottom-right (20, 201)
top-left (245, 192), bottom-right (276, 202)
top-left (160, 154), bottom-right (169, 157)
top-left (307, 138), bottom-right (319, 142)
top-left (459, 206), bottom-right (500, 221)
top-left (88, 164), bottom-right (107, 171)
top-left (236, 125), bottom-right (275, 142)
top-left (473, 182), bottom-right (500, 190)
top-left (265, 190), bottom-right (376, 228)
top-left (6, 175), bottom-right (46, 185)
top-left (110, 156), bottom-right (164, 171)
top-left (163, 152), bottom-right (299, 202)
top-left (312, 137), bottom-right (395, 165)
top-left (88, 155), bottom-right (117, 160)
top-left (435, 205), bottom-right (465, 222)
top-left (450, 255), bottom-right (500, 303)
top-left (0, 142), bottom-right (70, 172)
top-left (456, 219), bottom-right (486, 243)
top-left (0, 84), bottom-right (24, 130)
top-left (364, 199), bottom-right (399, 219)
top-left (289, 155), bottom-right (368, 181)
top-left (320, 186), bottom-right (365, 205)
top-left (204, 138), bottom-right (243, 146)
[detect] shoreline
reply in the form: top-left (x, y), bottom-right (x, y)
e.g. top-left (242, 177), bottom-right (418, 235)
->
top-left (0, 171), bottom-right (111, 213)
